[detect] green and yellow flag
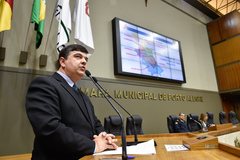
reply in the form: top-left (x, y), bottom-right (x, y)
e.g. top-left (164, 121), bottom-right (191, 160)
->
top-left (31, 0), bottom-right (46, 49)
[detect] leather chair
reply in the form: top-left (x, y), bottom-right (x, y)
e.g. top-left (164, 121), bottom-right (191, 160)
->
top-left (206, 112), bottom-right (215, 126)
top-left (219, 111), bottom-right (228, 124)
top-left (104, 115), bottom-right (122, 136)
top-left (167, 115), bottom-right (178, 133)
top-left (228, 111), bottom-right (240, 125)
top-left (126, 115), bottom-right (144, 135)
top-left (187, 113), bottom-right (202, 132)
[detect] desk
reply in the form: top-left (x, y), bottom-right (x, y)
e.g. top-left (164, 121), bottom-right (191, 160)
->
top-left (81, 133), bottom-right (240, 160)
top-left (0, 125), bottom-right (240, 160)
top-left (0, 154), bottom-right (31, 160)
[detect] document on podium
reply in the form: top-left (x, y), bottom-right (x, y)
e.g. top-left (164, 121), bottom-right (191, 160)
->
top-left (165, 145), bottom-right (189, 151)
top-left (94, 139), bottom-right (156, 155)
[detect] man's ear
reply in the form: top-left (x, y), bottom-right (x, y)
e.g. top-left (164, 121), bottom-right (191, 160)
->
top-left (59, 57), bottom-right (66, 68)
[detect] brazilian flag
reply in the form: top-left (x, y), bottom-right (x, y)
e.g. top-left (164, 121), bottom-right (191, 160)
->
top-left (31, 0), bottom-right (46, 49)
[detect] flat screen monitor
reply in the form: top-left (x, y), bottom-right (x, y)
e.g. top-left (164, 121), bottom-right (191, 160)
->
top-left (112, 17), bottom-right (186, 83)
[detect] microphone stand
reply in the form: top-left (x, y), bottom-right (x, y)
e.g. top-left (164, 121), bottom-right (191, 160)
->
top-left (92, 77), bottom-right (142, 146)
top-left (85, 71), bottom-right (128, 160)
top-left (190, 117), bottom-right (208, 133)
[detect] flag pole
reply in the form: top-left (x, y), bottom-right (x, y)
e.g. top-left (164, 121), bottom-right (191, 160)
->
top-left (24, 1), bottom-right (34, 52)
top-left (38, 5), bottom-right (56, 67)
top-left (0, 32), bottom-right (3, 47)
top-left (43, 8), bottom-right (55, 55)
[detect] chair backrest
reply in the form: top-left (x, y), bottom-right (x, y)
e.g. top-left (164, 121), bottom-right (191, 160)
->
top-left (104, 115), bottom-right (122, 136)
top-left (187, 113), bottom-right (201, 132)
top-left (219, 111), bottom-right (228, 124)
top-left (167, 115), bottom-right (178, 133)
top-left (206, 112), bottom-right (215, 126)
top-left (228, 111), bottom-right (240, 125)
top-left (126, 115), bottom-right (144, 135)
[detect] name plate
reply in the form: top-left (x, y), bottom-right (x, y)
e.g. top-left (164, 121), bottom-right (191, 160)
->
top-left (205, 144), bottom-right (217, 149)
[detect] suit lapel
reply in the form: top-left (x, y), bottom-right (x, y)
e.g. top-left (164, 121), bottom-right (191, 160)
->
top-left (79, 91), bottom-right (96, 134)
top-left (52, 73), bottom-right (91, 124)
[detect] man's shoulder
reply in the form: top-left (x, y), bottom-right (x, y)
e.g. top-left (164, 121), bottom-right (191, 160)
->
top-left (29, 74), bottom-right (60, 88)
top-left (175, 118), bottom-right (180, 124)
top-left (176, 118), bottom-right (180, 121)
top-left (31, 75), bottom-right (54, 83)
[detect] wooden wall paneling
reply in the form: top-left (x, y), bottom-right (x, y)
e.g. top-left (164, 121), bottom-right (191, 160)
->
top-left (217, 67), bottom-right (224, 91)
top-left (232, 11), bottom-right (240, 32)
top-left (217, 63), bottom-right (240, 91)
top-left (221, 95), bottom-right (235, 122)
top-left (234, 105), bottom-right (240, 122)
top-left (218, 11), bottom-right (240, 40)
top-left (212, 35), bottom-right (240, 67)
top-left (223, 102), bottom-right (234, 122)
top-left (207, 21), bottom-right (222, 44)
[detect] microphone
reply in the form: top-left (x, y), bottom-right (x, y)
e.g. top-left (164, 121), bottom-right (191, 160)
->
top-left (92, 77), bottom-right (146, 146)
top-left (189, 117), bottom-right (208, 133)
top-left (85, 70), bottom-right (128, 160)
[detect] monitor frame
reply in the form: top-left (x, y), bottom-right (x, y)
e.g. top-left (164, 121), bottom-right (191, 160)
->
top-left (112, 17), bottom-right (186, 84)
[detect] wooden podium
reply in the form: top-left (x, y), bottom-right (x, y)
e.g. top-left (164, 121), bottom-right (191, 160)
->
top-left (182, 135), bottom-right (218, 150)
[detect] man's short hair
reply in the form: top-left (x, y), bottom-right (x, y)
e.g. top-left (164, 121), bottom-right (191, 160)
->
top-left (179, 112), bottom-right (184, 116)
top-left (58, 44), bottom-right (88, 68)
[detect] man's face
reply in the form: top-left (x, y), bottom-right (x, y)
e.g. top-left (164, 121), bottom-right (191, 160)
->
top-left (60, 50), bottom-right (88, 82)
top-left (179, 114), bottom-right (185, 120)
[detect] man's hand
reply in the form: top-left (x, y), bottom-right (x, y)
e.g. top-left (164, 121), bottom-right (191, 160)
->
top-left (93, 132), bottom-right (118, 153)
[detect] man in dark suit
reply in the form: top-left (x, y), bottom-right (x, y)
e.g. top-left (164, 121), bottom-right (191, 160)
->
top-left (25, 44), bottom-right (118, 160)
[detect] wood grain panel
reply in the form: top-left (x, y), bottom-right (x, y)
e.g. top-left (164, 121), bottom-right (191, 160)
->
top-left (212, 35), bottom-right (240, 67)
top-left (218, 11), bottom-right (240, 40)
top-left (183, 135), bottom-right (218, 150)
top-left (221, 97), bottom-right (234, 122)
top-left (219, 142), bottom-right (240, 157)
top-left (207, 21), bottom-right (222, 44)
top-left (217, 63), bottom-right (240, 91)
top-left (208, 123), bottom-right (233, 131)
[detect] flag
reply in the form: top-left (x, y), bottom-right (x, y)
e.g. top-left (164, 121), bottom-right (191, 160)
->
top-left (0, 0), bottom-right (14, 32)
top-left (55, 0), bottom-right (71, 53)
top-left (72, 0), bottom-right (94, 54)
top-left (31, 0), bottom-right (46, 49)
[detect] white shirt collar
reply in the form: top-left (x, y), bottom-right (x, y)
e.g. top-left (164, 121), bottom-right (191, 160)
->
top-left (57, 71), bottom-right (75, 87)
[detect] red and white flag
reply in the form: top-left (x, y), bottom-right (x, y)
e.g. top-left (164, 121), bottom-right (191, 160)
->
top-left (72, 0), bottom-right (94, 54)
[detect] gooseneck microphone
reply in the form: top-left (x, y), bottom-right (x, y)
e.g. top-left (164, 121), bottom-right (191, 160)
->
top-left (189, 117), bottom-right (208, 133)
top-left (85, 70), bottom-right (128, 160)
top-left (92, 76), bottom-right (143, 146)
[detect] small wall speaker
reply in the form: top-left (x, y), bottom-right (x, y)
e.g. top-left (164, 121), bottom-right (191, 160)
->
top-left (40, 55), bottom-right (48, 67)
top-left (0, 47), bottom-right (6, 60)
top-left (19, 51), bottom-right (28, 64)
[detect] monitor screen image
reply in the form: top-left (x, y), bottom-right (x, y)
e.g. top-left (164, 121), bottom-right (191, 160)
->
top-left (112, 17), bottom-right (186, 83)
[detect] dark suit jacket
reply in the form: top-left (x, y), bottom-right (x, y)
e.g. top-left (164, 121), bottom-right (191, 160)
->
top-left (174, 118), bottom-right (189, 133)
top-left (26, 72), bottom-right (104, 160)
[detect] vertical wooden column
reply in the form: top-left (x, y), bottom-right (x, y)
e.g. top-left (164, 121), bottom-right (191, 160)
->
top-left (207, 11), bottom-right (240, 115)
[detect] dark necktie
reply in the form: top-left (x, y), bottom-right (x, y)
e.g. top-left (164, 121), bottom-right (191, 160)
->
top-left (73, 84), bottom-right (78, 91)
